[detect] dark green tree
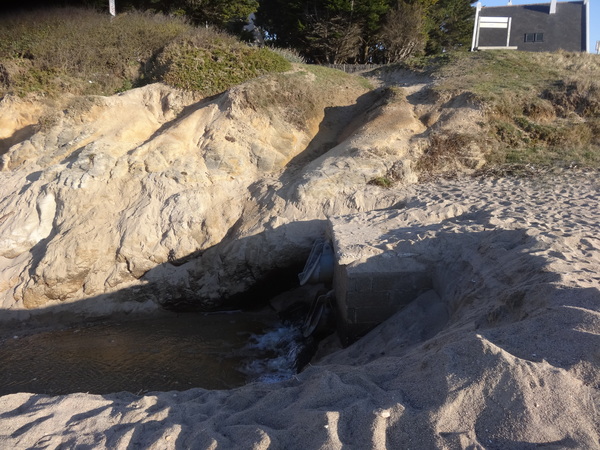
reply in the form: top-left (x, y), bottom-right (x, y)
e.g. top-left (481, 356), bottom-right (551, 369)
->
top-left (254, 0), bottom-right (306, 48)
top-left (425, 0), bottom-right (475, 53)
top-left (256, 0), bottom-right (390, 63)
top-left (108, 0), bottom-right (258, 31)
top-left (178, 0), bottom-right (259, 29)
top-left (379, 1), bottom-right (427, 62)
top-left (353, 0), bottom-right (389, 62)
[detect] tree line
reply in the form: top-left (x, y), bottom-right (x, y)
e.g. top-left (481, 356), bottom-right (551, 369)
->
top-left (256, 0), bottom-right (475, 63)
top-left (87, 0), bottom-right (475, 63)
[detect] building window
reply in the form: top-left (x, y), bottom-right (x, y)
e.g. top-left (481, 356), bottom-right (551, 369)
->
top-left (525, 33), bottom-right (544, 42)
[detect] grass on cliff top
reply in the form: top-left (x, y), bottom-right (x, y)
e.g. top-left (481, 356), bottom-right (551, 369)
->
top-left (155, 36), bottom-right (290, 93)
top-left (386, 51), bottom-right (600, 170)
top-left (0, 7), bottom-right (290, 98)
top-left (240, 64), bottom-right (373, 131)
top-left (382, 50), bottom-right (600, 116)
top-left (431, 50), bottom-right (600, 118)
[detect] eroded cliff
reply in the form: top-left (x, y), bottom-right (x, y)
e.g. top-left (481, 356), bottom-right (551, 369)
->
top-left (0, 66), bottom-right (483, 318)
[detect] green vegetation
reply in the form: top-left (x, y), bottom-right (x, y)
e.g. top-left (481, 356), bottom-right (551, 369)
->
top-left (431, 51), bottom-right (599, 111)
top-left (154, 38), bottom-right (290, 94)
top-left (88, 0), bottom-right (259, 32)
top-left (37, 0), bottom-right (475, 64)
top-left (0, 7), bottom-right (290, 98)
top-left (402, 50), bottom-right (600, 171)
top-left (368, 176), bottom-right (394, 188)
top-left (256, 0), bottom-right (474, 64)
top-left (268, 47), bottom-right (307, 64)
top-left (1, 7), bottom-right (597, 173)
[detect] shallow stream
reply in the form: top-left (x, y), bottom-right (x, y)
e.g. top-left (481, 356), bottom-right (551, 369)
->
top-left (0, 310), bottom-right (304, 396)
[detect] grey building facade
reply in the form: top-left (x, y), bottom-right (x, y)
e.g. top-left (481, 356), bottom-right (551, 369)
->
top-left (471, 0), bottom-right (590, 52)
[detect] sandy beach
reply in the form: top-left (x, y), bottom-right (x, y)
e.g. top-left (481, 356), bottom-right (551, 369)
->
top-left (1, 10), bottom-right (599, 449)
top-left (1, 169), bottom-right (598, 449)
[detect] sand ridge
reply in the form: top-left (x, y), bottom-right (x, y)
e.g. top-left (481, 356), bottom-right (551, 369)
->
top-left (1, 170), bottom-right (598, 449)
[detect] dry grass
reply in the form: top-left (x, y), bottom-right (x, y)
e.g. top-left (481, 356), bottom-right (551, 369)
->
top-left (410, 51), bottom-right (600, 170)
top-left (240, 65), bottom-right (371, 131)
top-left (0, 8), bottom-right (192, 96)
top-left (0, 7), bottom-right (290, 98)
top-left (415, 132), bottom-right (484, 180)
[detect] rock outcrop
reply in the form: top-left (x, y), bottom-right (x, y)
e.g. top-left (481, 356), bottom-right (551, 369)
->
top-left (0, 67), bottom-right (484, 318)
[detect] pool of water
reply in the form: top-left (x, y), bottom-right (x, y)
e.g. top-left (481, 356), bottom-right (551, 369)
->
top-left (0, 310), bottom-right (304, 396)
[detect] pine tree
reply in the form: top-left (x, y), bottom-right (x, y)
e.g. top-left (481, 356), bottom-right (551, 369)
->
top-left (425, 0), bottom-right (475, 53)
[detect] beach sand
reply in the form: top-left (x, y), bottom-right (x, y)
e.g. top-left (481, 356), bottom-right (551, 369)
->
top-left (1, 170), bottom-right (599, 449)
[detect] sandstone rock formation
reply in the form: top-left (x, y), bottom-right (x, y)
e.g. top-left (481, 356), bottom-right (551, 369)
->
top-left (0, 67), bottom-right (484, 318)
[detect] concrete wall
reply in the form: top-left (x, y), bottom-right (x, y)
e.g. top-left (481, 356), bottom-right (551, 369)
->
top-left (333, 254), bottom-right (432, 345)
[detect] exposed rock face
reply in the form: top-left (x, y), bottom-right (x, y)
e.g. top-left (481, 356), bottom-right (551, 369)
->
top-left (0, 69), bottom-right (484, 317)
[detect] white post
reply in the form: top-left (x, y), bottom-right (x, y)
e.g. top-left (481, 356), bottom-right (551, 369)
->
top-left (584, 0), bottom-right (590, 52)
top-left (471, 2), bottom-right (482, 51)
top-left (109, 0), bottom-right (116, 16)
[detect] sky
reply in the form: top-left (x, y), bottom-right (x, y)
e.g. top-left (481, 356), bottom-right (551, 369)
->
top-left (478, 0), bottom-right (598, 53)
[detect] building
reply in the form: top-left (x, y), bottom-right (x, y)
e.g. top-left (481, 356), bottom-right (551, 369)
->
top-left (471, 0), bottom-right (590, 52)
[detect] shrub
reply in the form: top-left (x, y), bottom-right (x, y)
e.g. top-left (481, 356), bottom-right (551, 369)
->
top-left (416, 132), bottom-right (477, 174)
top-left (0, 7), bottom-right (193, 96)
top-left (152, 32), bottom-right (290, 95)
top-left (0, 7), bottom-right (290, 98)
top-left (368, 176), bottom-right (394, 188)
